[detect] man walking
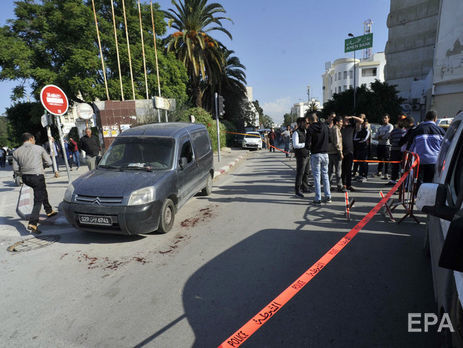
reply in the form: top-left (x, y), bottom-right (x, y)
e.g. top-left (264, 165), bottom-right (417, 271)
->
top-left (306, 113), bottom-right (331, 204)
top-left (79, 128), bottom-right (100, 170)
top-left (341, 115), bottom-right (363, 192)
top-left (328, 116), bottom-right (343, 192)
top-left (0, 146), bottom-right (6, 168)
top-left (69, 137), bottom-right (80, 170)
top-left (13, 133), bottom-right (57, 234)
top-left (282, 126), bottom-right (292, 158)
top-left (268, 128), bottom-right (276, 152)
top-left (409, 110), bottom-right (445, 187)
top-left (376, 114), bottom-right (394, 179)
top-left (292, 118), bottom-right (310, 198)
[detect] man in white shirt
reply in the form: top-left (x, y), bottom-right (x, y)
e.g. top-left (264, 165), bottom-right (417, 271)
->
top-left (376, 114), bottom-right (394, 179)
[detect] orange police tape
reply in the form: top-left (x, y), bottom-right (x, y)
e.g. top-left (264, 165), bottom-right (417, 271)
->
top-left (353, 159), bottom-right (401, 164)
top-left (218, 155), bottom-right (420, 348)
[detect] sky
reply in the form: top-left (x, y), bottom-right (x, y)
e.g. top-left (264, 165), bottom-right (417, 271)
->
top-left (0, 0), bottom-right (390, 124)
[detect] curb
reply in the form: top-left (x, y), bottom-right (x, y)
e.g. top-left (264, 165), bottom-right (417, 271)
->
top-left (213, 153), bottom-right (248, 179)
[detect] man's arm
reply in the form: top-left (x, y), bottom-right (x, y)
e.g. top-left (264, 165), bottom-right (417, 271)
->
top-left (292, 131), bottom-right (305, 149)
top-left (41, 147), bottom-right (52, 167)
top-left (346, 116), bottom-right (364, 123)
top-left (12, 152), bottom-right (20, 174)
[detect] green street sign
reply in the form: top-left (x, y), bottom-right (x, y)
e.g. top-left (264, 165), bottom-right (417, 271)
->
top-left (345, 33), bottom-right (373, 53)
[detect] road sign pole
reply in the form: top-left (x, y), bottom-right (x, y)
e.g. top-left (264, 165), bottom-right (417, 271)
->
top-left (55, 115), bottom-right (71, 183)
top-left (215, 92), bottom-right (221, 163)
top-left (45, 117), bottom-right (58, 176)
top-left (354, 50), bottom-right (357, 114)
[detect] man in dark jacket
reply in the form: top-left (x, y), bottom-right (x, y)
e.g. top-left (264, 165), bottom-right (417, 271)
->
top-left (79, 128), bottom-right (101, 170)
top-left (409, 110), bottom-right (445, 187)
top-left (341, 115), bottom-right (364, 192)
top-left (292, 118), bottom-right (310, 197)
top-left (306, 113), bottom-right (331, 204)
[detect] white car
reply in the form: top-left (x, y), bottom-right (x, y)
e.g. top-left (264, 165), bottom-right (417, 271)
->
top-left (242, 132), bottom-right (262, 150)
top-left (437, 117), bottom-right (454, 127)
top-left (416, 110), bottom-right (463, 346)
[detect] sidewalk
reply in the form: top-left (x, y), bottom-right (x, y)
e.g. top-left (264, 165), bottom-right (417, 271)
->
top-left (213, 147), bottom-right (249, 179)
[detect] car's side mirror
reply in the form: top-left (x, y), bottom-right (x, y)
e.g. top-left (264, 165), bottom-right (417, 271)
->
top-left (179, 157), bottom-right (188, 169)
top-left (416, 183), bottom-right (458, 221)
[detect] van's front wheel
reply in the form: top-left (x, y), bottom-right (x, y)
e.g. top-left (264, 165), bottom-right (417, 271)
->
top-left (201, 174), bottom-right (213, 196)
top-left (158, 199), bottom-right (175, 233)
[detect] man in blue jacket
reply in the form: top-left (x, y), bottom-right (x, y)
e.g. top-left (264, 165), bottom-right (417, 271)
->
top-left (409, 110), bottom-right (445, 186)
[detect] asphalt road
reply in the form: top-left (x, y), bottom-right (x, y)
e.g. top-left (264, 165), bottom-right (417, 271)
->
top-left (0, 151), bottom-right (438, 347)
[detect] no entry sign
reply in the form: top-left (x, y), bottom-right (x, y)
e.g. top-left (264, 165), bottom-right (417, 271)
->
top-left (40, 85), bottom-right (69, 116)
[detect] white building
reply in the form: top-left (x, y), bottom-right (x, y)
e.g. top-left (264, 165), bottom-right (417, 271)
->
top-left (290, 98), bottom-right (323, 119)
top-left (322, 52), bottom-right (386, 104)
top-left (245, 86), bottom-right (260, 127)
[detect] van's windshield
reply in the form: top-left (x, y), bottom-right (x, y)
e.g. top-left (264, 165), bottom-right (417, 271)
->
top-left (99, 137), bottom-right (175, 170)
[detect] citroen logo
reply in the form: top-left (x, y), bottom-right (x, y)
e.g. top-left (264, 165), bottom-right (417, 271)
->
top-left (92, 197), bottom-right (102, 206)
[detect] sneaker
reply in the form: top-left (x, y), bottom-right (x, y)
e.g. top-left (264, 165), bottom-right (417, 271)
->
top-left (359, 177), bottom-right (367, 183)
top-left (295, 191), bottom-right (305, 198)
top-left (46, 210), bottom-right (58, 218)
top-left (376, 172), bottom-right (382, 177)
top-left (27, 224), bottom-right (41, 234)
top-left (312, 200), bottom-right (322, 205)
top-left (324, 197), bottom-right (332, 203)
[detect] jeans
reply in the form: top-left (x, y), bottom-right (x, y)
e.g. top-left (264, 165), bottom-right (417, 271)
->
top-left (284, 140), bottom-right (290, 157)
top-left (342, 152), bottom-right (354, 188)
top-left (72, 151), bottom-right (80, 168)
top-left (295, 155), bottom-right (310, 193)
top-left (377, 145), bottom-right (391, 176)
top-left (22, 174), bottom-right (53, 225)
top-left (311, 153), bottom-right (331, 202)
top-left (328, 153), bottom-right (342, 188)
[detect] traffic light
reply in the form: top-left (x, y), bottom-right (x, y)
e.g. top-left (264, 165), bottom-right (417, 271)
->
top-left (218, 96), bottom-right (225, 116)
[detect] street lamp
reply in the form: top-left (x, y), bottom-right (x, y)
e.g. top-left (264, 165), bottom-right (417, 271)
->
top-left (348, 33), bottom-right (356, 113)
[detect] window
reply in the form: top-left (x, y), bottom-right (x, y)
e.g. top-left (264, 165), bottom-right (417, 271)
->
top-left (343, 71), bottom-right (347, 79)
top-left (338, 72), bottom-right (341, 80)
top-left (343, 85), bottom-right (347, 91)
top-left (191, 130), bottom-right (211, 159)
top-left (349, 84), bottom-right (352, 89)
top-left (349, 71), bottom-right (353, 79)
top-left (180, 140), bottom-right (194, 164)
top-left (338, 86), bottom-right (342, 93)
top-left (437, 120), bottom-right (461, 176)
top-left (361, 68), bottom-right (377, 77)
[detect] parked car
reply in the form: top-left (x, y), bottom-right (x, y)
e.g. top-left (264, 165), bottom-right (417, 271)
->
top-left (416, 110), bottom-right (463, 346)
top-left (242, 131), bottom-right (262, 150)
top-left (437, 117), bottom-right (454, 130)
top-left (62, 123), bottom-right (214, 235)
top-left (7, 148), bottom-right (15, 165)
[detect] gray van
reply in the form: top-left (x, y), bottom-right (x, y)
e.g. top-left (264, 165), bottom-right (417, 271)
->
top-left (62, 123), bottom-right (214, 235)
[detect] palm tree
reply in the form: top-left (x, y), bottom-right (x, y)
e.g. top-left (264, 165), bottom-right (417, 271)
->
top-left (164, 0), bottom-right (232, 107)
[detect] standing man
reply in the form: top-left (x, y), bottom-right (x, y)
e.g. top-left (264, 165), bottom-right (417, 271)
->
top-left (328, 116), bottom-right (343, 192)
top-left (306, 113), bottom-right (331, 204)
top-left (353, 118), bottom-right (371, 182)
top-left (13, 133), bottom-right (57, 234)
top-left (79, 128), bottom-right (101, 171)
top-left (341, 115), bottom-right (364, 192)
top-left (387, 116), bottom-right (408, 185)
top-left (282, 125), bottom-right (292, 158)
top-left (0, 146), bottom-right (6, 168)
top-left (292, 117), bottom-right (310, 198)
top-left (376, 114), bottom-right (394, 179)
top-left (409, 110), bottom-right (445, 187)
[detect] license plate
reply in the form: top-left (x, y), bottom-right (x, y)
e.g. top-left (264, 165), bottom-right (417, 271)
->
top-left (78, 215), bottom-right (112, 226)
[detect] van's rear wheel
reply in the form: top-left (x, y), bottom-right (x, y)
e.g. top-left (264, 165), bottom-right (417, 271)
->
top-left (158, 199), bottom-right (175, 233)
top-left (201, 174), bottom-right (213, 196)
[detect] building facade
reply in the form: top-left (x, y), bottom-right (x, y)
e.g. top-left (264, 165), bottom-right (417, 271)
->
top-left (385, 0), bottom-right (441, 120)
top-left (322, 52), bottom-right (386, 104)
top-left (431, 0), bottom-right (463, 117)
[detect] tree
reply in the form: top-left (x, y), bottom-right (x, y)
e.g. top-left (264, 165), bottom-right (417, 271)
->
top-left (164, 0), bottom-right (232, 107)
top-left (323, 80), bottom-right (404, 123)
top-left (283, 113), bottom-right (297, 127)
top-left (261, 114), bottom-right (274, 129)
top-left (0, 0), bottom-right (188, 105)
top-left (0, 116), bottom-right (13, 147)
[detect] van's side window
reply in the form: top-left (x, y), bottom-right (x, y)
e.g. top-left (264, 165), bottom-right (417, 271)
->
top-left (191, 130), bottom-right (211, 158)
top-left (180, 141), bottom-right (194, 164)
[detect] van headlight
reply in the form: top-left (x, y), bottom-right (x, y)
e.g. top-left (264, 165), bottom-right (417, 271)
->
top-left (64, 184), bottom-right (74, 202)
top-left (128, 187), bottom-right (155, 206)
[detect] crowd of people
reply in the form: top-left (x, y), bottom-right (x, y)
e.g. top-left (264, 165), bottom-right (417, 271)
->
top-left (274, 110), bottom-right (445, 205)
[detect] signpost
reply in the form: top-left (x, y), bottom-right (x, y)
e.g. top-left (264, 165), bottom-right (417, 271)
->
top-left (344, 33), bottom-right (373, 112)
top-left (40, 85), bottom-right (71, 183)
top-left (154, 96), bottom-right (176, 122)
top-left (77, 103), bottom-right (94, 128)
top-left (215, 92), bottom-right (221, 163)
